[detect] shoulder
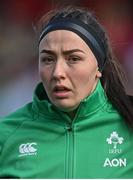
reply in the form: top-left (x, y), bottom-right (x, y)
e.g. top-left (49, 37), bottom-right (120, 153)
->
top-left (0, 102), bottom-right (33, 122)
top-left (0, 102), bottom-right (33, 146)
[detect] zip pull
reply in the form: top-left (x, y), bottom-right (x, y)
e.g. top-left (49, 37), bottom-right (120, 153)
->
top-left (66, 123), bottom-right (72, 132)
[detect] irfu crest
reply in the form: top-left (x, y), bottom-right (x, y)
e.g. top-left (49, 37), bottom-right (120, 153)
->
top-left (106, 132), bottom-right (124, 149)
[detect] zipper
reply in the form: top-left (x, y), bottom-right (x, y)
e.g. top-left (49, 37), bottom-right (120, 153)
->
top-left (64, 105), bottom-right (82, 178)
top-left (65, 123), bottom-right (75, 179)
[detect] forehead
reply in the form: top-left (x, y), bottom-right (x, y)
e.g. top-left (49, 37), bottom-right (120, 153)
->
top-left (39, 30), bottom-right (90, 50)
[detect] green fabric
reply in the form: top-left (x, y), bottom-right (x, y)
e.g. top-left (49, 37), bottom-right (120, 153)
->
top-left (0, 81), bottom-right (133, 178)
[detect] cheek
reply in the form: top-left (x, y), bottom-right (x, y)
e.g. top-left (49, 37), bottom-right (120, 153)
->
top-left (39, 67), bottom-right (50, 84)
top-left (76, 66), bottom-right (97, 83)
top-left (73, 66), bottom-right (98, 95)
top-left (39, 67), bottom-right (44, 80)
top-left (76, 70), bottom-right (97, 96)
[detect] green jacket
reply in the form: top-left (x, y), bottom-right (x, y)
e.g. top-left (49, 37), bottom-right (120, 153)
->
top-left (0, 81), bottom-right (133, 178)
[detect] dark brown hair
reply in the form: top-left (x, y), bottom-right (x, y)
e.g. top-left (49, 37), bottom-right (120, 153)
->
top-left (36, 6), bottom-right (133, 128)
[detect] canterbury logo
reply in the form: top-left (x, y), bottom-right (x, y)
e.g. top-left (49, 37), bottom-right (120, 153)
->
top-left (18, 142), bottom-right (37, 157)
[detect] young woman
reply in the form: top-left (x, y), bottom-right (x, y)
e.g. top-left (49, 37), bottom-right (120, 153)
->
top-left (0, 6), bottom-right (133, 178)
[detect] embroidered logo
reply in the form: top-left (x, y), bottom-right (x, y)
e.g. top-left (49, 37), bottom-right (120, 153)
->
top-left (103, 132), bottom-right (127, 167)
top-left (103, 158), bottom-right (127, 167)
top-left (18, 142), bottom-right (37, 157)
top-left (106, 131), bottom-right (124, 149)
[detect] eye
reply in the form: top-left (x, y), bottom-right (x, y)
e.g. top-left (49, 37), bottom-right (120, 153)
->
top-left (40, 56), bottom-right (55, 65)
top-left (67, 55), bottom-right (81, 63)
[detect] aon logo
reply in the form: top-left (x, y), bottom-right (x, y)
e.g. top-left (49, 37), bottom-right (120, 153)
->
top-left (103, 158), bottom-right (127, 167)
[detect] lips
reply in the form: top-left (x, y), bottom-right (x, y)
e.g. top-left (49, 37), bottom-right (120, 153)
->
top-left (53, 85), bottom-right (70, 92)
top-left (52, 85), bottom-right (71, 98)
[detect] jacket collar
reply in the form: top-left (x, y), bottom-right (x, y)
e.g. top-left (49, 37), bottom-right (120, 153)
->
top-left (32, 80), bottom-right (108, 123)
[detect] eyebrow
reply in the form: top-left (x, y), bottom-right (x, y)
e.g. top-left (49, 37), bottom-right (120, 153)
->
top-left (40, 49), bottom-right (85, 55)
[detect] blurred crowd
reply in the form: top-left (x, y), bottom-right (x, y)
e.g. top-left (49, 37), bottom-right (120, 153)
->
top-left (0, 0), bottom-right (133, 117)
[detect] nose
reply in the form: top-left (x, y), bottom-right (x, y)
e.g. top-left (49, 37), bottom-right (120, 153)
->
top-left (52, 60), bottom-right (66, 81)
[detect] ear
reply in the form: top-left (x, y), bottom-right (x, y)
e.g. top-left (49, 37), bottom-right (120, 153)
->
top-left (96, 70), bottom-right (102, 78)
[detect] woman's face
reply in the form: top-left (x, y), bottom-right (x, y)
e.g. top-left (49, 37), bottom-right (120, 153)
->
top-left (39, 30), bottom-right (101, 112)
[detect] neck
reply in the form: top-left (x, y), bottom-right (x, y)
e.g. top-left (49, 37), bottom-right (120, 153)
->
top-left (66, 108), bottom-right (79, 120)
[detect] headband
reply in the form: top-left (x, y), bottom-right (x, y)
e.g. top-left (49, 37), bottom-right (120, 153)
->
top-left (39, 18), bottom-right (106, 71)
